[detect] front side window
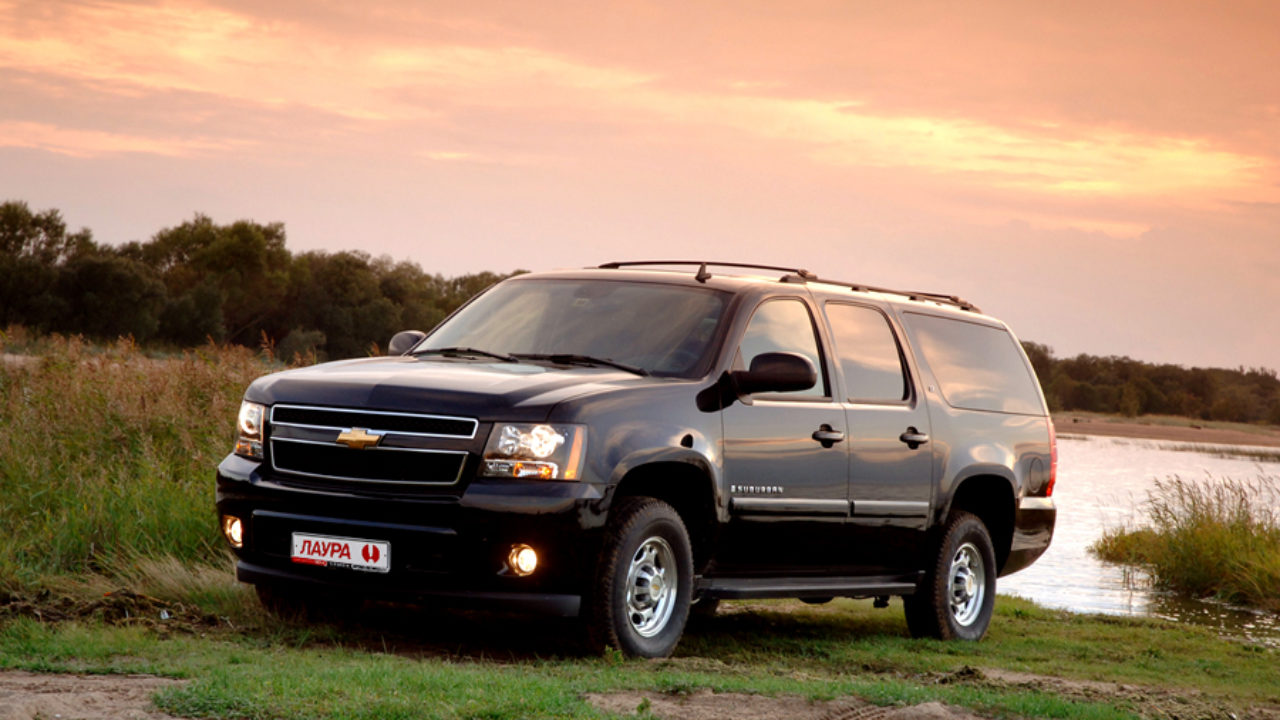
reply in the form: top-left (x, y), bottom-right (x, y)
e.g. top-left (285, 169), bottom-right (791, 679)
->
top-left (422, 278), bottom-right (728, 378)
top-left (824, 303), bottom-right (908, 403)
top-left (736, 298), bottom-right (827, 397)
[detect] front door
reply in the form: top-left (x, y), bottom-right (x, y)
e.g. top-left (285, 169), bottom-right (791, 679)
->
top-left (719, 297), bottom-right (850, 573)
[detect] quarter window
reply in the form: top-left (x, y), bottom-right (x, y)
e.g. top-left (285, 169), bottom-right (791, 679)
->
top-left (736, 298), bottom-right (827, 397)
top-left (824, 303), bottom-right (908, 403)
top-left (902, 312), bottom-right (1044, 415)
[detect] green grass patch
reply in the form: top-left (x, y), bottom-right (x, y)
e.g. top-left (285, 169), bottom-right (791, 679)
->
top-left (3, 597), bottom-right (1277, 719)
top-left (1092, 475), bottom-right (1280, 611)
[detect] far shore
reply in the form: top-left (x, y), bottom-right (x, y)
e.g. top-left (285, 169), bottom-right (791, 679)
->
top-left (1054, 412), bottom-right (1280, 448)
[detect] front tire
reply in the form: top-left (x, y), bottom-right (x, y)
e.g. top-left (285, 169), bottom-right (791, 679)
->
top-left (904, 511), bottom-right (997, 640)
top-left (585, 497), bottom-right (693, 658)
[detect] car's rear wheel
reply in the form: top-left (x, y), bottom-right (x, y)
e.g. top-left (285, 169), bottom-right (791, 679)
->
top-left (585, 497), bottom-right (693, 658)
top-left (904, 511), bottom-right (996, 640)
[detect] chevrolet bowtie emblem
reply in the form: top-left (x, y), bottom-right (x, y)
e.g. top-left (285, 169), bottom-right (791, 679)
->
top-left (336, 427), bottom-right (383, 450)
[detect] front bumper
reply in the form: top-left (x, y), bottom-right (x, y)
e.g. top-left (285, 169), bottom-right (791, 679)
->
top-left (215, 454), bottom-right (605, 616)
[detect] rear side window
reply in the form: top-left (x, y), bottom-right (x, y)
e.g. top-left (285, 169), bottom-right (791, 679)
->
top-left (824, 303), bottom-right (908, 403)
top-left (902, 312), bottom-right (1043, 415)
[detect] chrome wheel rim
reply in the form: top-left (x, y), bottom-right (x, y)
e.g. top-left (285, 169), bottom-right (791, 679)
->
top-left (625, 536), bottom-right (677, 637)
top-left (948, 542), bottom-right (985, 627)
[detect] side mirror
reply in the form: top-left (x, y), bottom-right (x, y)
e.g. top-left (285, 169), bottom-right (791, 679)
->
top-left (731, 352), bottom-right (817, 395)
top-left (389, 330), bottom-right (426, 356)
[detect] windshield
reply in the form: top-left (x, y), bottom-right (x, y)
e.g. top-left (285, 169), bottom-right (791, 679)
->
top-left (421, 278), bottom-right (729, 377)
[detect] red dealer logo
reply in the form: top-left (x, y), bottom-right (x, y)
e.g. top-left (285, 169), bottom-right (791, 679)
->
top-left (362, 544), bottom-right (380, 564)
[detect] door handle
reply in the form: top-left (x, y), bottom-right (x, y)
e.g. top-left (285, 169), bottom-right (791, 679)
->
top-left (812, 424), bottom-right (845, 448)
top-left (899, 426), bottom-right (929, 449)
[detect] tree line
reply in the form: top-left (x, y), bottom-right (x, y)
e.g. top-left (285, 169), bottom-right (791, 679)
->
top-left (3, 200), bottom-right (1277, 425)
top-left (1, 200), bottom-right (520, 360)
top-left (1022, 343), bottom-right (1280, 425)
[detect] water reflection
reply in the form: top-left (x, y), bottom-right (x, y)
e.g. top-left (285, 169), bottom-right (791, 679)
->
top-left (998, 435), bottom-right (1280, 644)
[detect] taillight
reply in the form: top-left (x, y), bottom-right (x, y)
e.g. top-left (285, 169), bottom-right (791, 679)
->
top-left (1046, 419), bottom-right (1057, 497)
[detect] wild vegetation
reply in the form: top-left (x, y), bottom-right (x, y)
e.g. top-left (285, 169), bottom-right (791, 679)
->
top-left (4, 199), bottom-right (1278, 426)
top-left (1092, 475), bottom-right (1280, 612)
top-left (0, 330), bottom-right (266, 591)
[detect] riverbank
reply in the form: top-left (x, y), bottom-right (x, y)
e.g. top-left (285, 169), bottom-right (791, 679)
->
top-left (1054, 412), bottom-right (1280, 448)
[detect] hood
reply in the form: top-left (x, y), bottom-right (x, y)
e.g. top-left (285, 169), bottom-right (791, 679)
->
top-left (245, 355), bottom-right (650, 421)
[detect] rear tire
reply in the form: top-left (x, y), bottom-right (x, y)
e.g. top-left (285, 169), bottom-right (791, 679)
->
top-left (904, 511), bottom-right (996, 641)
top-left (585, 497), bottom-right (693, 658)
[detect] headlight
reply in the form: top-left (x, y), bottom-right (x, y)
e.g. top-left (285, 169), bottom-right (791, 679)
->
top-left (482, 423), bottom-right (586, 480)
top-left (234, 401), bottom-right (266, 459)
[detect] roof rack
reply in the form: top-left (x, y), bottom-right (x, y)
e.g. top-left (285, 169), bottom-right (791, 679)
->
top-left (597, 261), bottom-right (981, 313)
top-left (597, 260), bottom-right (817, 282)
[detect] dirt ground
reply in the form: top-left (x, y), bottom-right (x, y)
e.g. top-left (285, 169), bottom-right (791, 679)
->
top-left (587, 690), bottom-right (984, 720)
top-left (1056, 414), bottom-right (1280, 448)
top-left (0, 671), bottom-right (185, 720)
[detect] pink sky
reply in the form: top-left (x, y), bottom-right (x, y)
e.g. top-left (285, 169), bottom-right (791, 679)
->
top-left (2, 0), bottom-right (1277, 369)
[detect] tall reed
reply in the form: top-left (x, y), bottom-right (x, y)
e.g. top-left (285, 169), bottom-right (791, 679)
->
top-left (0, 331), bottom-right (272, 587)
top-left (1092, 474), bottom-right (1280, 611)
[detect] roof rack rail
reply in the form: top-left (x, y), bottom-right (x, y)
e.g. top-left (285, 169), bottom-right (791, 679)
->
top-left (596, 261), bottom-right (979, 312)
top-left (598, 260), bottom-right (818, 282)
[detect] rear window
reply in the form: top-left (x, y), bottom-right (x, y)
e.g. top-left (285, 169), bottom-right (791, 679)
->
top-left (902, 313), bottom-right (1043, 415)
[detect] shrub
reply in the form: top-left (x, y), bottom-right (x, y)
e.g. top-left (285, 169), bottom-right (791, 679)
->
top-left (1092, 475), bottom-right (1280, 611)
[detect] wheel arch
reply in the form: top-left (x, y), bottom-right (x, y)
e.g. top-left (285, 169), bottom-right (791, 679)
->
top-left (610, 459), bottom-right (718, 573)
top-left (943, 472), bottom-right (1017, 574)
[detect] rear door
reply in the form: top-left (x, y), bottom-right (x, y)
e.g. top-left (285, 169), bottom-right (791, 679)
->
top-left (822, 301), bottom-right (934, 573)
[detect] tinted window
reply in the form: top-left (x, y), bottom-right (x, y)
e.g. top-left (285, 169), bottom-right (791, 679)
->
top-left (737, 298), bottom-right (827, 397)
top-left (824, 303), bottom-right (907, 403)
top-left (423, 279), bottom-right (727, 377)
top-left (903, 313), bottom-right (1043, 415)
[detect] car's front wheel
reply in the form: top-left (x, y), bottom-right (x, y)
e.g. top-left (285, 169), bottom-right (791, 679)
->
top-left (585, 497), bottom-right (693, 658)
top-left (904, 511), bottom-right (997, 640)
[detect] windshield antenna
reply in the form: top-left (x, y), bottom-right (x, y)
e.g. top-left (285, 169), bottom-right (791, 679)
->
top-left (694, 263), bottom-right (711, 283)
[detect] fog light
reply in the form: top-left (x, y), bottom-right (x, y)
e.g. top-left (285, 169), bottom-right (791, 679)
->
top-left (222, 515), bottom-right (244, 548)
top-left (508, 544), bottom-right (538, 576)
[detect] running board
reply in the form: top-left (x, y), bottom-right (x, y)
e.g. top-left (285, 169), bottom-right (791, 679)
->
top-left (697, 574), bottom-right (922, 600)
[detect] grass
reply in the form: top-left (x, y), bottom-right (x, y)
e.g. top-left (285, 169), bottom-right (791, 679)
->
top-left (1092, 475), bottom-right (1280, 611)
top-left (0, 328), bottom-right (274, 589)
top-left (2, 596), bottom-right (1277, 719)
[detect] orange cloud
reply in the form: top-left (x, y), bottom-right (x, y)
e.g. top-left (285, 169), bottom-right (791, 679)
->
top-left (1, 0), bottom-right (1274, 219)
top-left (0, 121), bottom-right (234, 158)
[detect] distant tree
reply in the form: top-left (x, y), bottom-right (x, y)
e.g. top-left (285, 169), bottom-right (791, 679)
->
top-left (131, 215), bottom-right (291, 344)
top-left (0, 200), bottom-right (95, 329)
top-left (57, 254), bottom-right (166, 341)
top-left (1021, 341), bottom-right (1053, 385)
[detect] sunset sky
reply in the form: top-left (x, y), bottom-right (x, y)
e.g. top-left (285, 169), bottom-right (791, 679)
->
top-left (2, 1), bottom-right (1277, 369)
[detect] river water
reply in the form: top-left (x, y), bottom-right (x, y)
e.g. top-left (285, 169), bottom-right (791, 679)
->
top-left (998, 434), bottom-right (1280, 645)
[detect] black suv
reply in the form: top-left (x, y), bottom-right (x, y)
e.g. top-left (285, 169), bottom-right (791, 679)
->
top-left (216, 261), bottom-right (1056, 657)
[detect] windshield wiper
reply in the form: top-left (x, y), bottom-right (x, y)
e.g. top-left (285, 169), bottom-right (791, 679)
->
top-left (413, 346), bottom-right (517, 362)
top-left (513, 353), bottom-right (649, 376)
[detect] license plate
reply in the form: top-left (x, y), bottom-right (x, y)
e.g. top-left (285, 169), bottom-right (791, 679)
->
top-left (291, 532), bottom-right (390, 573)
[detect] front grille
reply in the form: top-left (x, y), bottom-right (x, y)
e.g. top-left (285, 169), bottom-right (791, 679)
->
top-left (268, 405), bottom-right (476, 487)
top-left (270, 441), bottom-right (467, 484)
top-left (271, 405), bottom-right (477, 438)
